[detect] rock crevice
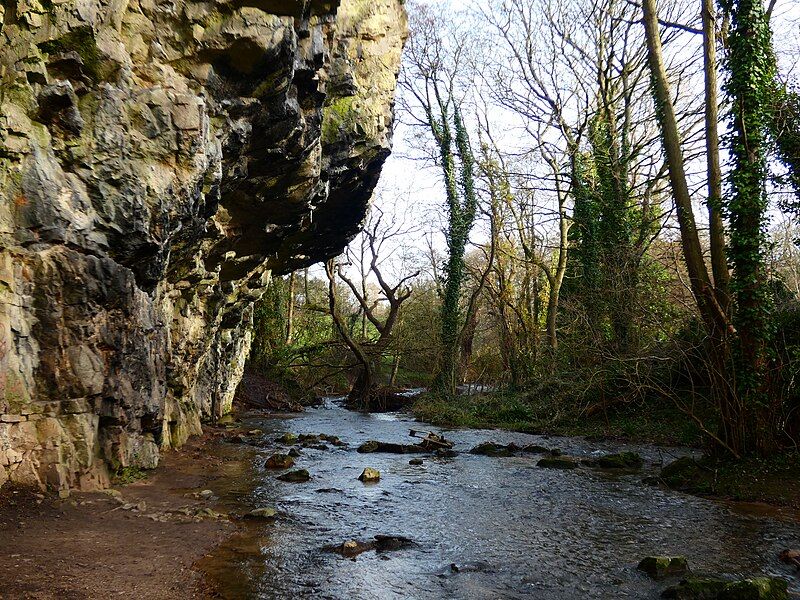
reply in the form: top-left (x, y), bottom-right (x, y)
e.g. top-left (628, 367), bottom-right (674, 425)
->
top-left (0, 0), bottom-right (407, 492)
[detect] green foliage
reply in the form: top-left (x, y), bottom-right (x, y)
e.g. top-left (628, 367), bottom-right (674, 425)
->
top-left (660, 452), bottom-right (800, 507)
top-left (566, 109), bottom-right (650, 354)
top-left (413, 386), bottom-right (706, 447)
top-left (769, 84), bottom-right (800, 215)
top-left (250, 276), bottom-right (289, 370)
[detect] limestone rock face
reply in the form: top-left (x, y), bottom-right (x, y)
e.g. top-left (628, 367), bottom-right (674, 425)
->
top-left (0, 0), bottom-right (407, 492)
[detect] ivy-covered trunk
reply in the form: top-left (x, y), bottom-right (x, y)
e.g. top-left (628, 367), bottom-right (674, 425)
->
top-left (432, 107), bottom-right (478, 395)
top-left (723, 0), bottom-right (777, 454)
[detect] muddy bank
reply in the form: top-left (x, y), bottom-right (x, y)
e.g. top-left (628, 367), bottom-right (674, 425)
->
top-left (0, 429), bottom-right (257, 600)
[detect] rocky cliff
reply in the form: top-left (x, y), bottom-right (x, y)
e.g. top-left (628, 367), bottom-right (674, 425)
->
top-left (0, 0), bottom-right (407, 493)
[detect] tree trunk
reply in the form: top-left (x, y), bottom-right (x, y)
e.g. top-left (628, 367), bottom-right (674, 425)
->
top-left (641, 0), bottom-right (726, 337)
top-left (702, 0), bottom-right (730, 307)
top-left (286, 271), bottom-right (295, 344)
top-left (643, 0), bottom-right (741, 457)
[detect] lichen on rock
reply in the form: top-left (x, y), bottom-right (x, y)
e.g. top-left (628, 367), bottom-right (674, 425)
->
top-left (0, 0), bottom-right (407, 492)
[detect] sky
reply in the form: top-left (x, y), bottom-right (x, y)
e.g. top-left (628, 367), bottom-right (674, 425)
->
top-left (331, 0), bottom-right (800, 284)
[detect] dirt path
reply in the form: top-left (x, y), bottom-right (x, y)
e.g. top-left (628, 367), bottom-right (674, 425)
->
top-left (0, 430), bottom-right (255, 600)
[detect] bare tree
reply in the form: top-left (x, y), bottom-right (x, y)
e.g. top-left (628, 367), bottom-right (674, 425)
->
top-left (326, 209), bottom-right (419, 409)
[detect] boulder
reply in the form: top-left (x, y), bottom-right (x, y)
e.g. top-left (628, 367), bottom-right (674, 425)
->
top-left (719, 578), bottom-right (789, 600)
top-left (265, 454), bottom-right (295, 470)
top-left (358, 468), bottom-right (381, 482)
top-left (287, 448), bottom-right (302, 458)
top-left (409, 458), bottom-right (424, 466)
top-left (638, 556), bottom-right (689, 579)
top-left (662, 577), bottom-right (788, 600)
top-left (277, 469), bottom-right (310, 483)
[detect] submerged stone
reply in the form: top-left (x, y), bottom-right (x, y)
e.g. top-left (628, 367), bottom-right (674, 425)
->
top-left (357, 441), bottom-right (426, 454)
top-left (521, 444), bottom-right (551, 454)
top-left (469, 442), bottom-right (515, 457)
top-left (373, 535), bottom-right (414, 552)
top-left (638, 556), bottom-right (689, 579)
top-left (662, 577), bottom-right (729, 599)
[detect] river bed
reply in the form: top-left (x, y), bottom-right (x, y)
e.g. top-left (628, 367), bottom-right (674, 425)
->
top-left (200, 397), bottom-right (800, 599)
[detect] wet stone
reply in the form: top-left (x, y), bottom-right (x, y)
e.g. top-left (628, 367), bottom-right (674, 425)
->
top-left (409, 458), bottom-right (424, 466)
top-left (277, 469), bottom-right (310, 483)
top-left (358, 467), bottom-right (381, 482)
top-left (276, 433), bottom-right (298, 445)
top-left (661, 576), bottom-right (789, 600)
top-left (719, 577), bottom-right (789, 600)
top-left (469, 442), bottom-right (516, 457)
top-left (637, 556), bottom-right (689, 579)
top-left (245, 507), bottom-right (278, 520)
top-left (594, 452), bottom-right (644, 469)
top-left (357, 440), bottom-right (426, 454)
top-left (265, 454), bottom-right (295, 469)
top-left (537, 456), bottom-right (579, 470)
top-left (661, 577), bottom-right (729, 599)
top-left (521, 444), bottom-right (551, 454)
top-left (325, 535), bottom-right (414, 558)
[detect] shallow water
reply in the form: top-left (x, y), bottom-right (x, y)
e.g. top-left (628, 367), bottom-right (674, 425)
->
top-left (202, 398), bottom-right (800, 599)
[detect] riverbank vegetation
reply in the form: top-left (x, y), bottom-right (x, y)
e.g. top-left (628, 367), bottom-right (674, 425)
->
top-left (247, 0), bottom-right (800, 468)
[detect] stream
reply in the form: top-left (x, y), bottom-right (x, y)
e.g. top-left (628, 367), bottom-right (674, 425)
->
top-left (201, 397), bottom-right (800, 599)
